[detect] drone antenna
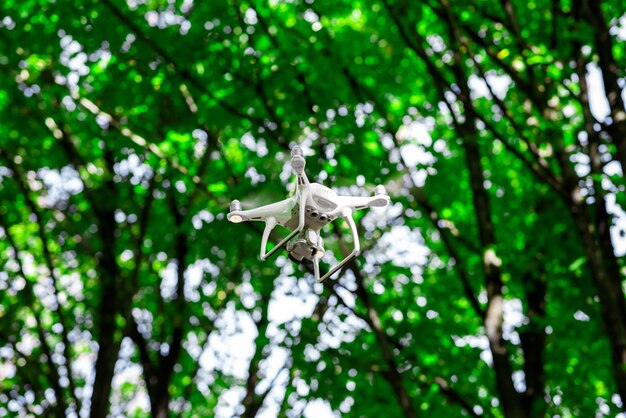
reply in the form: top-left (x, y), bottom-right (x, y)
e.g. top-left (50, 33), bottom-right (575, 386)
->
top-left (290, 145), bottom-right (309, 186)
top-left (291, 145), bottom-right (304, 168)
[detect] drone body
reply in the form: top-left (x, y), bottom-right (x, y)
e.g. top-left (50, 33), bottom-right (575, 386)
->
top-left (227, 146), bottom-right (390, 282)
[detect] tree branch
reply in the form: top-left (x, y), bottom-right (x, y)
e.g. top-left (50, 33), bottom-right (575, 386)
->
top-left (0, 216), bottom-right (69, 416)
top-left (99, 0), bottom-right (267, 127)
top-left (0, 150), bottom-right (81, 412)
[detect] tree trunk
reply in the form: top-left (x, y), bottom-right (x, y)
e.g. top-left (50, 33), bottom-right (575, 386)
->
top-left (151, 393), bottom-right (170, 418)
top-left (570, 203), bottom-right (626, 405)
top-left (520, 269), bottom-right (547, 417)
top-left (463, 139), bottom-right (527, 418)
top-left (90, 170), bottom-right (121, 418)
top-left (583, 0), bottom-right (626, 175)
top-left (353, 273), bottom-right (417, 418)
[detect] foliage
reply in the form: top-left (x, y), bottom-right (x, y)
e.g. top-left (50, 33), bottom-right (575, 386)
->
top-left (0, 0), bottom-right (625, 417)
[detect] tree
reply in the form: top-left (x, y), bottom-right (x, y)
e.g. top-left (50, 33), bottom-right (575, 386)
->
top-left (0, 0), bottom-right (625, 417)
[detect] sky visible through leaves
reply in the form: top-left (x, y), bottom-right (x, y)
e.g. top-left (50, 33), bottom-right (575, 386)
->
top-left (1, 0), bottom-right (626, 417)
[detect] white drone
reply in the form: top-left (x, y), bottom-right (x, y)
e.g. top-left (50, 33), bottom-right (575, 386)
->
top-left (227, 146), bottom-right (390, 282)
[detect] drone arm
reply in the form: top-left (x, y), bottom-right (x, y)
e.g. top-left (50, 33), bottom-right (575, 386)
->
top-left (228, 197), bottom-right (293, 223)
top-left (261, 188), bottom-right (307, 260)
top-left (318, 209), bottom-right (360, 283)
top-left (328, 187), bottom-right (390, 220)
top-left (334, 192), bottom-right (390, 213)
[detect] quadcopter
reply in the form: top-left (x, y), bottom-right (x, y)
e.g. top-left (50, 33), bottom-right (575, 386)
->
top-left (227, 146), bottom-right (390, 282)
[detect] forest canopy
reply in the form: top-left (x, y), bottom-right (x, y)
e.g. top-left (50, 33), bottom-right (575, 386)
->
top-left (1, 0), bottom-right (626, 417)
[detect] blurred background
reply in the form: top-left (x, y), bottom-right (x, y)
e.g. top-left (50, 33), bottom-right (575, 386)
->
top-left (1, 0), bottom-right (626, 417)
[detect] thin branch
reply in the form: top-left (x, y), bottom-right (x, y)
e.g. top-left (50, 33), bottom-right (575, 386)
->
top-left (99, 0), bottom-right (266, 127)
top-left (456, 34), bottom-right (566, 197)
top-left (241, 292), bottom-right (270, 418)
top-left (0, 215), bottom-right (70, 415)
top-left (414, 191), bottom-right (485, 318)
top-left (0, 150), bottom-right (81, 411)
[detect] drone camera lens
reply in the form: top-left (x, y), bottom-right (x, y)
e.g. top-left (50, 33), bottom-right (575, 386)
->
top-left (311, 211), bottom-right (319, 217)
top-left (319, 215), bottom-right (327, 221)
